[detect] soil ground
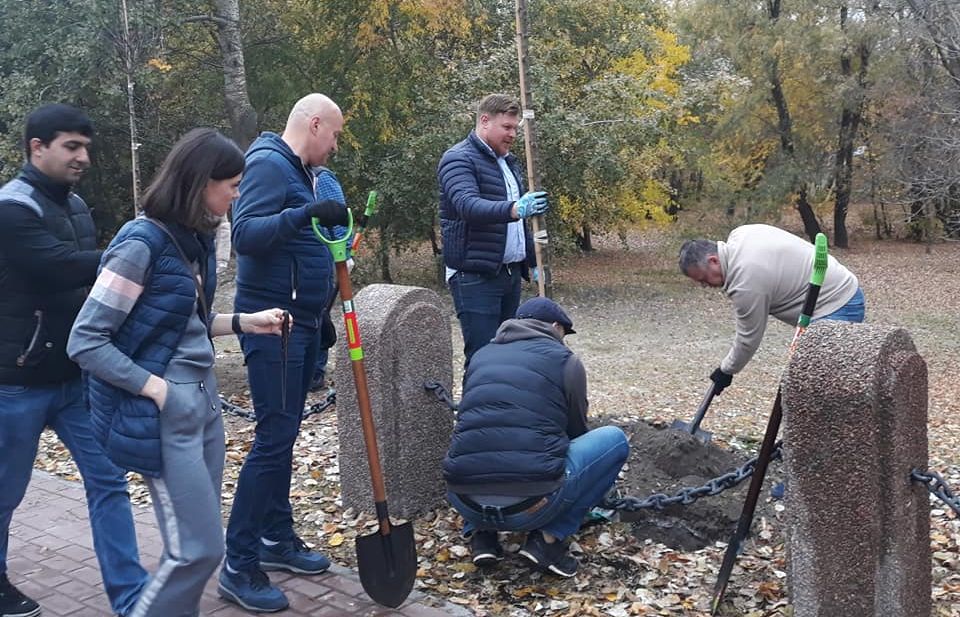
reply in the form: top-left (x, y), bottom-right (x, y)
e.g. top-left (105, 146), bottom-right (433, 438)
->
top-left (37, 209), bottom-right (960, 616)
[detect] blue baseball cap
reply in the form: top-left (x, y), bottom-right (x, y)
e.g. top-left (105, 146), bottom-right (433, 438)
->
top-left (516, 297), bottom-right (576, 334)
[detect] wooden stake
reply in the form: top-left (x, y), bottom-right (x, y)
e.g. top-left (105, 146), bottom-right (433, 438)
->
top-left (515, 0), bottom-right (552, 298)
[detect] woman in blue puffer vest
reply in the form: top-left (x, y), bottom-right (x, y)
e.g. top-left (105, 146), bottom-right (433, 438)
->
top-left (68, 128), bottom-right (287, 617)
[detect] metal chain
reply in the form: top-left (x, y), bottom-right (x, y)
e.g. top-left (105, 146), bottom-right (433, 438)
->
top-left (219, 387), bottom-right (336, 423)
top-left (423, 381), bottom-right (458, 412)
top-left (220, 396), bottom-right (256, 421)
top-left (303, 387), bottom-right (336, 419)
top-left (911, 469), bottom-right (960, 516)
top-left (601, 441), bottom-right (784, 512)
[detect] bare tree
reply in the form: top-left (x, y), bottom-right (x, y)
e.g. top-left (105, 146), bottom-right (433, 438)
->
top-left (186, 0), bottom-right (259, 269)
top-left (903, 0), bottom-right (960, 82)
top-left (118, 0), bottom-right (141, 216)
top-left (886, 0), bottom-right (960, 239)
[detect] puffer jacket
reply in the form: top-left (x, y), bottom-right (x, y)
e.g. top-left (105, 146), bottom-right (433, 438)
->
top-left (0, 164), bottom-right (100, 385)
top-left (84, 219), bottom-right (216, 477)
top-left (443, 319), bottom-right (575, 497)
top-left (437, 131), bottom-right (536, 276)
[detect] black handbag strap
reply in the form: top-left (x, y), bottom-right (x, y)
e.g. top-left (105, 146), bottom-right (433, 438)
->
top-left (141, 217), bottom-right (211, 332)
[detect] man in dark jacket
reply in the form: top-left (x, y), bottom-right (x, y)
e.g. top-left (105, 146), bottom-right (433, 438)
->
top-left (221, 93), bottom-right (350, 613)
top-left (438, 93), bottom-right (549, 368)
top-left (443, 298), bottom-right (629, 577)
top-left (0, 104), bottom-right (146, 617)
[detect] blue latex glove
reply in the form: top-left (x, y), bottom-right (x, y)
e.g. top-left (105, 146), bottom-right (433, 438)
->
top-left (516, 191), bottom-right (549, 218)
top-left (531, 266), bottom-right (539, 282)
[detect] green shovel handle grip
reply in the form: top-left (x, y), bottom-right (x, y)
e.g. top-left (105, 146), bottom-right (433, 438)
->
top-left (811, 233), bottom-right (828, 287)
top-left (362, 190), bottom-right (378, 219)
top-left (311, 209), bottom-right (354, 263)
top-left (796, 232), bottom-right (829, 328)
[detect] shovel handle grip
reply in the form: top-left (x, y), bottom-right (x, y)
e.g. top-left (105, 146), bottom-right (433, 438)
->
top-left (312, 209), bottom-right (354, 263)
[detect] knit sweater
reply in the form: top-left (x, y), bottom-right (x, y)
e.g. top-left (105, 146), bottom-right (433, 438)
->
top-left (718, 224), bottom-right (859, 374)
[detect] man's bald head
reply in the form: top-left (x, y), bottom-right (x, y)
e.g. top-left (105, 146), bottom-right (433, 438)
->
top-left (286, 94), bottom-right (339, 128)
top-left (281, 93), bottom-right (344, 167)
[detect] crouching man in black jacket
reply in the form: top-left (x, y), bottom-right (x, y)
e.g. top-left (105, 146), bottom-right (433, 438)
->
top-left (443, 297), bottom-right (629, 577)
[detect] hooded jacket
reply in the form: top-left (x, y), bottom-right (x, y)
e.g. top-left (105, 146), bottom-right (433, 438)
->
top-left (232, 132), bottom-right (335, 325)
top-left (443, 318), bottom-right (588, 497)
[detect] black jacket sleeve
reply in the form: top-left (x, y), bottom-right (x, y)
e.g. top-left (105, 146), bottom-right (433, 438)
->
top-left (0, 202), bottom-right (102, 290)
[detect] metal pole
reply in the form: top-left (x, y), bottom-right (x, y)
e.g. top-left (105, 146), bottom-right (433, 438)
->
top-left (515, 0), bottom-right (552, 298)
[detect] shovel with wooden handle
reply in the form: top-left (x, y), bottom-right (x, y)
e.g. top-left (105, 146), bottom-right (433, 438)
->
top-left (312, 200), bottom-right (416, 609)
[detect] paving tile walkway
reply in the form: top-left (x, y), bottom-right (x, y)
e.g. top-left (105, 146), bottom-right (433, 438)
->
top-left (8, 471), bottom-right (471, 617)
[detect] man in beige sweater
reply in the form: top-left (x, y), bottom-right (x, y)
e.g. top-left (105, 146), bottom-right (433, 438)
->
top-left (679, 224), bottom-right (865, 394)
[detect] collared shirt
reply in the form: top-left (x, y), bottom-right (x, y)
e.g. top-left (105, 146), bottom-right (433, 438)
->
top-left (497, 156), bottom-right (526, 265)
top-left (445, 142), bottom-right (526, 282)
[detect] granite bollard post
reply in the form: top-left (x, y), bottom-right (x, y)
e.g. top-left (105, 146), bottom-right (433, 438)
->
top-left (334, 284), bottom-right (455, 519)
top-left (782, 322), bottom-right (930, 617)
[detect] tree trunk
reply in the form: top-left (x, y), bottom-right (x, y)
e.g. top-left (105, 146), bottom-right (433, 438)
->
top-left (766, 0), bottom-right (821, 239)
top-left (796, 185), bottom-right (822, 242)
top-left (211, 0), bottom-right (257, 148)
top-left (515, 0), bottom-right (552, 297)
top-left (831, 7), bottom-right (871, 249)
top-left (769, 69), bottom-right (794, 154)
top-left (119, 0), bottom-right (141, 217)
top-left (578, 223), bottom-right (593, 252)
top-left (210, 0), bottom-right (257, 272)
top-left (377, 222), bottom-right (393, 283)
top-left (769, 65), bottom-right (821, 239)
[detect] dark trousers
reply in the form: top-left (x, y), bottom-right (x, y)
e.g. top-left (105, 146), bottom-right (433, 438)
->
top-left (448, 264), bottom-right (522, 369)
top-left (225, 322), bottom-right (318, 571)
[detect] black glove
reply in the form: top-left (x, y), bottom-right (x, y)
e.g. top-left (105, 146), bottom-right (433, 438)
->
top-left (306, 200), bottom-right (349, 227)
top-left (710, 367), bottom-right (733, 394)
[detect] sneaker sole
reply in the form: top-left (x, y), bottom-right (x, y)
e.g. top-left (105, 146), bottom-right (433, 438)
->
top-left (259, 560), bottom-right (330, 575)
top-left (517, 548), bottom-right (576, 578)
top-left (217, 583), bottom-right (289, 613)
top-left (471, 552), bottom-right (503, 567)
top-left (518, 547), bottom-right (541, 567)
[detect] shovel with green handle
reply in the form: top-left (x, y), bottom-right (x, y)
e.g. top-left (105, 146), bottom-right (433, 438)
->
top-left (312, 194), bottom-right (417, 609)
top-left (710, 232), bottom-right (829, 615)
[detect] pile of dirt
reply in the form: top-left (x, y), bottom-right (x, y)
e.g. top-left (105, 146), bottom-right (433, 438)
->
top-left (616, 421), bottom-right (755, 550)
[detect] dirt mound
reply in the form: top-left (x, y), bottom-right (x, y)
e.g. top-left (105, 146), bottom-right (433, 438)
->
top-left (616, 421), bottom-right (754, 550)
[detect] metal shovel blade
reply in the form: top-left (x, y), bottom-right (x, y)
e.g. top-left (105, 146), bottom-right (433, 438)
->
top-left (670, 382), bottom-right (717, 443)
top-left (669, 418), bottom-right (712, 444)
top-left (356, 520), bottom-right (417, 608)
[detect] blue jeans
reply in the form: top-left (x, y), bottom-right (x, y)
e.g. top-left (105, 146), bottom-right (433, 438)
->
top-left (0, 378), bottom-right (146, 615)
top-left (447, 426), bottom-right (629, 540)
top-left (819, 287), bottom-right (865, 323)
top-left (225, 322), bottom-right (318, 571)
top-left (449, 265), bottom-right (523, 368)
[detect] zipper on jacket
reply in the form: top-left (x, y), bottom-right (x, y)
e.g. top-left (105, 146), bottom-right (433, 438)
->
top-left (290, 256), bottom-right (299, 302)
top-left (16, 310), bottom-right (44, 367)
